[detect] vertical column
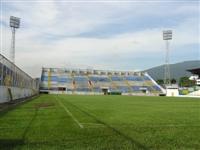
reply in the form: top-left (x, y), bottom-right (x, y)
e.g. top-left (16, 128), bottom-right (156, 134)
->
top-left (48, 69), bottom-right (51, 90)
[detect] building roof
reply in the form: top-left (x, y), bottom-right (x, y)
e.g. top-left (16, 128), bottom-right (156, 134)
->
top-left (187, 68), bottom-right (200, 76)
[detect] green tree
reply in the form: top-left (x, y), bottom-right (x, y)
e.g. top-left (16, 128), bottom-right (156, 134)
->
top-left (171, 78), bottom-right (176, 84)
top-left (179, 77), bottom-right (195, 87)
top-left (156, 79), bottom-right (164, 85)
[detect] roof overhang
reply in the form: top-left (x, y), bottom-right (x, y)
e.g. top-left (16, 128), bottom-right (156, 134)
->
top-left (187, 68), bottom-right (200, 76)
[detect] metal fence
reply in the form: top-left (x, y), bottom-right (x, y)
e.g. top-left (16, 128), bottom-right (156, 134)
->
top-left (0, 54), bottom-right (39, 90)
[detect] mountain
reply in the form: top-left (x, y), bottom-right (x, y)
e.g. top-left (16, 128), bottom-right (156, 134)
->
top-left (144, 60), bottom-right (200, 82)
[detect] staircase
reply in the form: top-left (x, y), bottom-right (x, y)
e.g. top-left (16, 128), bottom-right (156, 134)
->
top-left (70, 73), bottom-right (76, 93)
top-left (108, 75), bottom-right (118, 91)
top-left (86, 74), bottom-right (93, 92)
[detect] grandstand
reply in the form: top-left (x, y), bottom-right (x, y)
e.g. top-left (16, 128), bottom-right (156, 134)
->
top-left (188, 68), bottom-right (200, 86)
top-left (0, 54), bottom-right (39, 103)
top-left (40, 68), bottom-right (164, 95)
top-left (187, 68), bottom-right (200, 96)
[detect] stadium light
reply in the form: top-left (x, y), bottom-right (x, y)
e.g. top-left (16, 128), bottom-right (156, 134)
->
top-left (10, 16), bottom-right (20, 28)
top-left (10, 16), bottom-right (20, 64)
top-left (163, 30), bottom-right (172, 40)
top-left (163, 30), bottom-right (172, 86)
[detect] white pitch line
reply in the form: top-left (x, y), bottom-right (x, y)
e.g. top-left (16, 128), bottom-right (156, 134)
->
top-left (81, 123), bottom-right (106, 128)
top-left (55, 97), bottom-right (83, 129)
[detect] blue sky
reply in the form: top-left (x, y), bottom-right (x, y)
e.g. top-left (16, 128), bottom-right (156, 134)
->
top-left (0, 0), bottom-right (199, 77)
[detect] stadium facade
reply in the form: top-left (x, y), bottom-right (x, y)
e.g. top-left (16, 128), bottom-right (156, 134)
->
top-left (40, 68), bottom-right (164, 95)
top-left (187, 68), bottom-right (200, 96)
top-left (0, 54), bottom-right (39, 103)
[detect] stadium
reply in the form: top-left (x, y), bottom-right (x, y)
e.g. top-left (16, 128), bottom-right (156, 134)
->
top-left (40, 67), bottom-right (163, 95)
top-left (0, 1), bottom-right (200, 150)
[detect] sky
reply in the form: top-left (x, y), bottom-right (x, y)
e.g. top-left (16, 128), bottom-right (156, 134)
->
top-left (0, 0), bottom-right (199, 77)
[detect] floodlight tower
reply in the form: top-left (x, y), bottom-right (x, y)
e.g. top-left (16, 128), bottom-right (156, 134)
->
top-left (163, 30), bottom-right (172, 86)
top-left (10, 16), bottom-right (20, 64)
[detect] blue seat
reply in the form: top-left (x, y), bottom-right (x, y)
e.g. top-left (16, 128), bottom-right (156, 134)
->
top-left (89, 76), bottom-right (110, 82)
top-left (118, 86), bottom-right (130, 93)
top-left (41, 76), bottom-right (58, 82)
top-left (143, 75), bottom-right (151, 81)
top-left (131, 86), bottom-right (141, 91)
top-left (58, 77), bottom-right (72, 83)
top-left (111, 76), bottom-right (123, 81)
top-left (152, 86), bottom-right (161, 91)
top-left (74, 76), bottom-right (88, 82)
top-left (125, 76), bottom-right (143, 81)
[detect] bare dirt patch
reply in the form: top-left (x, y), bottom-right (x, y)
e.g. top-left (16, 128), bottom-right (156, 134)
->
top-left (34, 102), bottom-right (55, 108)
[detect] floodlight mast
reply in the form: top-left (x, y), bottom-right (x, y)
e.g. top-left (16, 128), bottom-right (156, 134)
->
top-left (163, 30), bottom-right (172, 86)
top-left (10, 16), bottom-right (20, 64)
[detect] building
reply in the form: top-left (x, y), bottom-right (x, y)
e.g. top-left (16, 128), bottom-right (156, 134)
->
top-left (188, 68), bottom-right (200, 86)
top-left (186, 68), bottom-right (200, 96)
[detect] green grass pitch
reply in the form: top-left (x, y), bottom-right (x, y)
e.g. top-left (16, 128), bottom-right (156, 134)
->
top-left (0, 95), bottom-right (199, 150)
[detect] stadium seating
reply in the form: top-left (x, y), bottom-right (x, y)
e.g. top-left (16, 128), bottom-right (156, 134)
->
top-left (40, 68), bottom-right (162, 94)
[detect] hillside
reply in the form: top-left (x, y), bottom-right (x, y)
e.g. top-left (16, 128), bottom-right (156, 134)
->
top-left (144, 60), bottom-right (200, 81)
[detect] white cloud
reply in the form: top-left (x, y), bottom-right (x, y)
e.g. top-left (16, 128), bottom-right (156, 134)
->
top-left (13, 17), bottom-right (198, 77)
top-left (0, 1), bottom-right (199, 77)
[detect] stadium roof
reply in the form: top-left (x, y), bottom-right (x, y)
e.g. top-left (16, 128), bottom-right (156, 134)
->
top-left (187, 68), bottom-right (200, 76)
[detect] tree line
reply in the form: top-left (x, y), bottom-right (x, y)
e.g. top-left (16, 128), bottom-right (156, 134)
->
top-left (156, 77), bottom-right (196, 87)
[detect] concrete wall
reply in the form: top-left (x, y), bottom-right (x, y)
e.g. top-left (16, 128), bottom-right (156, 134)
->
top-left (0, 86), bottom-right (38, 103)
top-left (166, 88), bottom-right (179, 96)
top-left (48, 90), bottom-right (104, 95)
